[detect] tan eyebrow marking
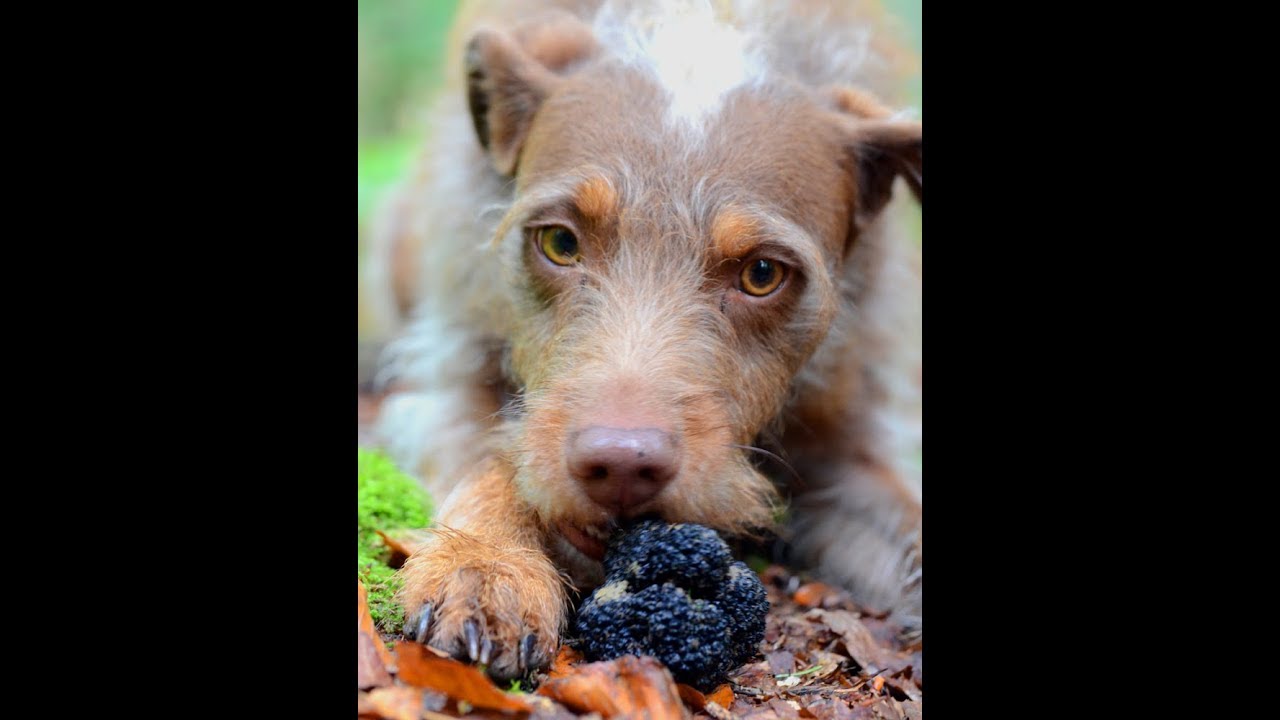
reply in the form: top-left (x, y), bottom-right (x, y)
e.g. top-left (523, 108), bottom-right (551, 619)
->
top-left (572, 175), bottom-right (618, 221)
top-left (711, 208), bottom-right (763, 258)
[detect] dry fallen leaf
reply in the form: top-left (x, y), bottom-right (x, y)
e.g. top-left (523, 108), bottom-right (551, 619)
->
top-left (880, 666), bottom-right (920, 702)
top-left (858, 697), bottom-right (914, 720)
top-left (359, 631), bottom-right (394, 690)
top-left (806, 610), bottom-right (901, 675)
top-left (362, 686), bottom-right (425, 720)
top-left (759, 565), bottom-right (790, 587)
top-left (358, 580), bottom-right (395, 688)
top-left (546, 645), bottom-right (583, 679)
top-left (706, 684), bottom-right (734, 709)
top-left (731, 659), bottom-right (781, 696)
top-left (767, 697), bottom-right (801, 719)
top-left (677, 680), bottom-right (733, 714)
top-left (540, 670), bottom-right (621, 716)
top-left (677, 683), bottom-right (707, 711)
top-left (358, 581), bottom-right (396, 666)
top-left (705, 700), bottom-right (735, 720)
top-left (523, 695), bottom-right (584, 720)
top-left (537, 655), bottom-right (689, 719)
top-left (776, 616), bottom-right (824, 654)
top-left (802, 699), bottom-right (857, 720)
top-left (792, 582), bottom-right (839, 608)
top-left (376, 529), bottom-right (430, 568)
top-left (739, 706), bottom-right (783, 719)
top-left (806, 651), bottom-right (846, 682)
top-left (766, 650), bottom-right (796, 675)
top-left (395, 641), bottom-right (532, 715)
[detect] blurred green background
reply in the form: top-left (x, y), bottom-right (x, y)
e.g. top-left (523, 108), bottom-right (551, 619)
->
top-left (358, 0), bottom-right (921, 338)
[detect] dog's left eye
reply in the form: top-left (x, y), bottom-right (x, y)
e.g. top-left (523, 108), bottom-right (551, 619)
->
top-left (538, 226), bottom-right (582, 266)
top-left (740, 259), bottom-right (786, 296)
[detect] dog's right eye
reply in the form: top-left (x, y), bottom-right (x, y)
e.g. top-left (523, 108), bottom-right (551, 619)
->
top-left (537, 226), bottom-right (582, 266)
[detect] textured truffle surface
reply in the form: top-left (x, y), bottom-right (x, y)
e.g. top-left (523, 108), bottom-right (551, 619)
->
top-left (574, 520), bottom-right (770, 689)
top-left (577, 582), bottom-right (732, 688)
top-left (717, 561), bottom-right (769, 665)
top-left (603, 521), bottom-right (733, 596)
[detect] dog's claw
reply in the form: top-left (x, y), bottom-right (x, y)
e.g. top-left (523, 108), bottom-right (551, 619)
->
top-left (405, 603), bottom-right (433, 642)
top-left (479, 635), bottom-right (494, 666)
top-left (518, 633), bottom-right (537, 674)
top-left (417, 599), bottom-right (437, 638)
top-left (464, 619), bottom-right (481, 662)
top-left (418, 604), bottom-right (433, 642)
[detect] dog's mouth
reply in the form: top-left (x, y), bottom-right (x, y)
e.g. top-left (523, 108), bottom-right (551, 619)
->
top-left (557, 521), bottom-right (610, 562)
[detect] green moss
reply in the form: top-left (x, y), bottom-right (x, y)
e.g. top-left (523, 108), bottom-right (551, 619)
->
top-left (745, 554), bottom-right (771, 575)
top-left (358, 448), bottom-right (433, 632)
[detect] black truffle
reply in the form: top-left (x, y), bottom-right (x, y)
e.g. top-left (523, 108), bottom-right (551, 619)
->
top-left (574, 520), bottom-right (770, 689)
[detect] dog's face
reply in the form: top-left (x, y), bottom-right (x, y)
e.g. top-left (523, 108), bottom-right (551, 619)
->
top-left (465, 12), bottom-right (920, 561)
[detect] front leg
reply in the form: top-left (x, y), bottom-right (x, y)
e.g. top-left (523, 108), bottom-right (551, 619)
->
top-left (786, 457), bottom-right (921, 625)
top-left (397, 456), bottom-right (568, 679)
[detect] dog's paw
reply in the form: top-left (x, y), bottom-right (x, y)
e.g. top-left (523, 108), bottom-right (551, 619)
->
top-left (396, 528), bottom-right (568, 679)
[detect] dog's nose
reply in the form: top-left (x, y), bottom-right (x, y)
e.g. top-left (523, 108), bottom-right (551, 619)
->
top-left (568, 427), bottom-right (679, 515)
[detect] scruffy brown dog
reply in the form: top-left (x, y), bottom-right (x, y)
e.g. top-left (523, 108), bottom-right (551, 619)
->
top-left (365, 0), bottom-right (922, 680)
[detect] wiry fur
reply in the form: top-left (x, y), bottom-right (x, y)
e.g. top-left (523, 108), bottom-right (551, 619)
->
top-left (592, 0), bottom-right (765, 130)
top-left (396, 459), bottom-right (572, 677)
top-left (367, 0), bottom-right (922, 677)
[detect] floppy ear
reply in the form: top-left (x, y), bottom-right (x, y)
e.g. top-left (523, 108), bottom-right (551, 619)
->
top-left (827, 87), bottom-right (922, 236)
top-left (854, 119), bottom-right (922, 222)
top-left (465, 17), bottom-right (597, 176)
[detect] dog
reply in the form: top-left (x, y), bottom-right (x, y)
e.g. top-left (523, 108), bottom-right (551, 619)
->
top-left (364, 0), bottom-right (922, 679)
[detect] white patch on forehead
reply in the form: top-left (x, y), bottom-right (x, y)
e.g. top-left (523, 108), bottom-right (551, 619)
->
top-left (593, 0), bottom-right (764, 132)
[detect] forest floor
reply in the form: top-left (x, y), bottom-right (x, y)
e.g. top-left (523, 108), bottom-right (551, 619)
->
top-left (358, 391), bottom-right (922, 720)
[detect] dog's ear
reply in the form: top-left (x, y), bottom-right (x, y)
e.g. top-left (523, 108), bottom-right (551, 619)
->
top-left (854, 119), bottom-right (921, 219)
top-left (465, 17), bottom-right (597, 176)
top-left (826, 87), bottom-right (922, 240)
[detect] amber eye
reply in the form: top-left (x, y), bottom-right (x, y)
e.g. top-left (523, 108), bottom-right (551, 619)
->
top-left (538, 226), bottom-right (582, 266)
top-left (740, 258), bottom-right (786, 296)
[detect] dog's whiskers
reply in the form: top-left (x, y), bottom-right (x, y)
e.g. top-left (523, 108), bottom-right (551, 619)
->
top-left (727, 443), bottom-right (803, 487)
